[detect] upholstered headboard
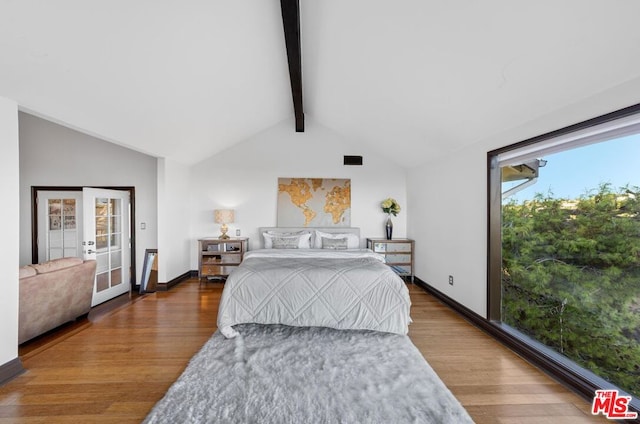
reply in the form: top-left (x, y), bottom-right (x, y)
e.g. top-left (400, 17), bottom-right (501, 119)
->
top-left (258, 227), bottom-right (361, 248)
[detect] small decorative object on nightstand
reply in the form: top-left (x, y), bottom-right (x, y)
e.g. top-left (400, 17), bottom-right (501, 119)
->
top-left (198, 237), bottom-right (248, 280)
top-left (214, 209), bottom-right (235, 239)
top-left (367, 238), bottom-right (414, 282)
top-left (380, 198), bottom-right (401, 240)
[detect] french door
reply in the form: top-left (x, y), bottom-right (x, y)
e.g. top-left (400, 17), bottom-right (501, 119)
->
top-left (82, 188), bottom-right (131, 306)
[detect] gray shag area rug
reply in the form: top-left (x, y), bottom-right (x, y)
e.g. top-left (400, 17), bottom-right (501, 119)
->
top-left (143, 324), bottom-right (474, 424)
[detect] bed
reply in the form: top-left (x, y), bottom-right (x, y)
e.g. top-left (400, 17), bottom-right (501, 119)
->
top-left (217, 227), bottom-right (412, 338)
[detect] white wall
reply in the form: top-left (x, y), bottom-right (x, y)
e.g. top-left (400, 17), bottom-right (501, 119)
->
top-left (157, 158), bottom-right (191, 283)
top-left (18, 112), bottom-right (158, 283)
top-left (0, 97), bottom-right (20, 366)
top-left (407, 144), bottom-right (487, 314)
top-left (189, 118), bottom-right (407, 268)
top-left (407, 77), bottom-right (640, 317)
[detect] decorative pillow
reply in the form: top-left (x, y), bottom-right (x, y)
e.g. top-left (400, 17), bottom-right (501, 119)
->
top-left (263, 230), bottom-right (309, 248)
top-left (321, 237), bottom-right (348, 250)
top-left (271, 236), bottom-right (302, 249)
top-left (313, 231), bottom-right (360, 249)
top-left (263, 232), bottom-right (311, 249)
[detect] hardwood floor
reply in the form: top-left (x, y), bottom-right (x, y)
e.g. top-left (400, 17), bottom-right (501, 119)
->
top-left (0, 279), bottom-right (606, 423)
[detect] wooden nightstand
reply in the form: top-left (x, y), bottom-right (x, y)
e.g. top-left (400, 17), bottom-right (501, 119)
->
top-left (198, 237), bottom-right (248, 280)
top-left (366, 238), bottom-right (414, 282)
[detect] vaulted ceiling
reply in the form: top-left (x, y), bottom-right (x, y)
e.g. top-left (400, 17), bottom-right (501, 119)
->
top-left (2, 1), bottom-right (640, 167)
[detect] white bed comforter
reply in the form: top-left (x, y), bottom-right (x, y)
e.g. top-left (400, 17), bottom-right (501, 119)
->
top-left (217, 249), bottom-right (411, 337)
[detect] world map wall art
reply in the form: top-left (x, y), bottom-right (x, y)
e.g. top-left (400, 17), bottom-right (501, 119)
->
top-left (277, 178), bottom-right (351, 227)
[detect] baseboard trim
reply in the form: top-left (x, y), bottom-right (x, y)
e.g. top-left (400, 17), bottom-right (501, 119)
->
top-left (0, 357), bottom-right (25, 386)
top-left (412, 277), bottom-right (631, 411)
top-left (155, 270), bottom-right (196, 291)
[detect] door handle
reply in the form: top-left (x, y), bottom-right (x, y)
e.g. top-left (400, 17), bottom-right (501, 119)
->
top-left (87, 249), bottom-right (95, 254)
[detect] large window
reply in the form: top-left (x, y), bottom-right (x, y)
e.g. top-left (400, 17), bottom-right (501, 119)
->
top-left (488, 105), bottom-right (640, 410)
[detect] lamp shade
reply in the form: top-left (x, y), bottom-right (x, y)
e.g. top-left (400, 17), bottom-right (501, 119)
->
top-left (214, 209), bottom-right (235, 224)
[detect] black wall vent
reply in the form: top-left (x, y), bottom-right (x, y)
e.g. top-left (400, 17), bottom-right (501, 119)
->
top-left (343, 155), bottom-right (363, 166)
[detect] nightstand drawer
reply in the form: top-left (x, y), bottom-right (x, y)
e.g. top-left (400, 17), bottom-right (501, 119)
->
top-left (202, 253), bottom-right (242, 265)
top-left (201, 265), bottom-right (237, 276)
top-left (385, 254), bottom-right (411, 264)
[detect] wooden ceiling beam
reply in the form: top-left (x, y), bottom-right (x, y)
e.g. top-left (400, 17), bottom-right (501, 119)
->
top-left (280, 0), bottom-right (304, 132)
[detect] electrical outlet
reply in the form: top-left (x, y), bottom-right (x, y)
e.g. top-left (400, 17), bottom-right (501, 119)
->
top-left (448, 275), bottom-right (454, 285)
top-left (236, 229), bottom-right (241, 236)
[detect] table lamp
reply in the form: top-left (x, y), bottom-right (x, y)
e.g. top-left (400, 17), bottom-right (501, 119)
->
top-left (214, 209), bottom-right (234, 239)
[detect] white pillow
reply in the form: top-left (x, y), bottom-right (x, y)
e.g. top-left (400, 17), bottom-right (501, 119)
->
top-left (313, 231), bottom-right (359, 249)
top-left (263, 232), bottom-right (312, 249)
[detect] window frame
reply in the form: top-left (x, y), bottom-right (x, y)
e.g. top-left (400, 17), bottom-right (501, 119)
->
top-left (487, 102), bottom-right (640, 411)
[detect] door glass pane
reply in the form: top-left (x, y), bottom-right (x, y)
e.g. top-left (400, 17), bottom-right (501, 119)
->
top-left (63, 199), bottom-right (75, 212)
top-left (96, 198), bottom-right (108, 216)
top-left (48, 199), bottom-right (61, 215)
top-left (110, 216), bottom-right (121, 233)
top-left (96, 235), bottom-right (108, 250)
top-left (96, 252), bottom-right (109, 274)
top-left (64, 215), bottom-right (76, 230)
top-left (63, 231), bottom-right (76, 247)
top-left (96, 272), bottom-right (109, 292)
top-left (96, 217), bottom-right (107, 234)
top-left (63, 199), bottom-right (76, 229)
top-left (111, 198), bottom-right (121, 216)
top-left (110, 268), bottom-right (122, 287)
top-left (64, 224), bottom-right (77, 258)
top-left (110, 250), bottom-right (122, 268)
top-left (49, 249), bottom-right (63, 260)
top-left (49, 216), bottom-right (62, 230)
top-left (49, 231), bottom-right (62, 248)
top-left (49, 199), bottom-right (62, 230)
